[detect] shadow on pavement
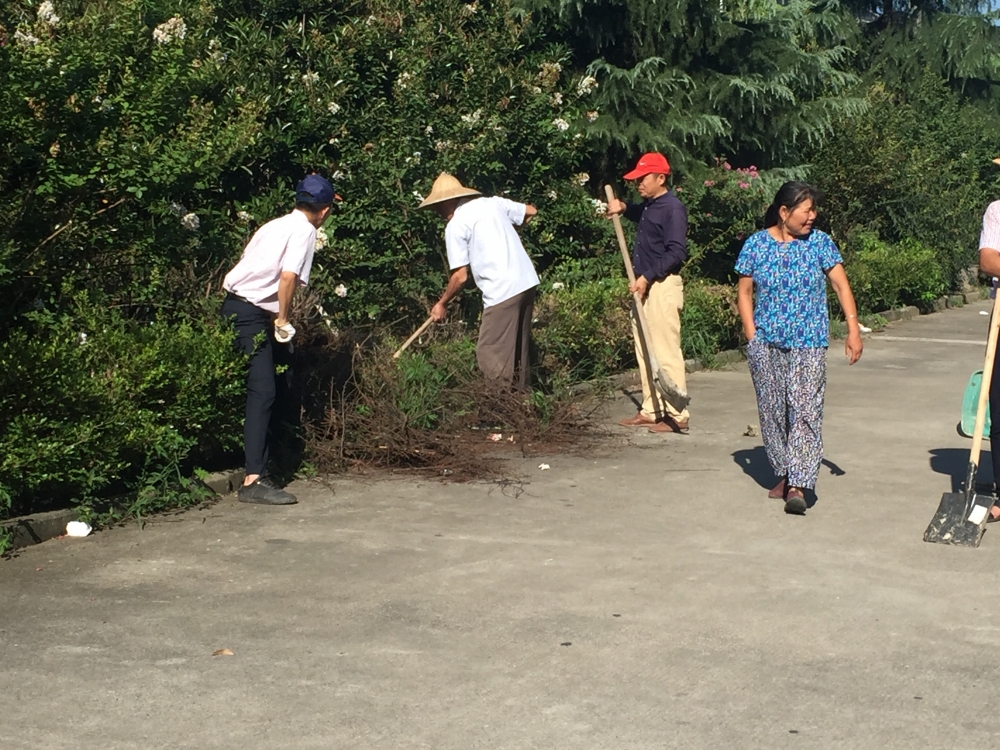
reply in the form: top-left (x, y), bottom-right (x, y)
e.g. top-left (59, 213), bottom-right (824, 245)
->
top-left (732, 448), bottom-right (847, 509)
top-left (929, 447), bottom-right (994, 493)
top-left (732, 447), bottom-right (848, 489)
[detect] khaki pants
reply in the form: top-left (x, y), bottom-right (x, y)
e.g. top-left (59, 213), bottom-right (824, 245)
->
top-left (477, 287), bottom-right (535, 391)
top-left (631, 275), bottom-right (689, 421)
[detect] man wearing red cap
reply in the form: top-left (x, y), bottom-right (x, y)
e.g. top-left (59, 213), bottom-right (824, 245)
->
top-left (607, 152), bottom-right (690, 432)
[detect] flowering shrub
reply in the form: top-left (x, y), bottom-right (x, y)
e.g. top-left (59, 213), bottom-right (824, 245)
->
top-left (679, 159), bottom-right (773, 281)
top-left (0, 0), bottom-right (611, 514)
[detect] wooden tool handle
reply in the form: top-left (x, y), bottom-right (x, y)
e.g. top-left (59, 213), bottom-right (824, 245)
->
top-left (970, 295), bottom-right (1000, 466)
top-left (393, 315), bottom-right (435, 359)
top-left (605, 184), bottom-right (638, 286)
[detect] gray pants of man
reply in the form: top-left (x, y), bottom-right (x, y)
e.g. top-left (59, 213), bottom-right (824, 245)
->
top-left (477, 287), bottom-right (535, 391)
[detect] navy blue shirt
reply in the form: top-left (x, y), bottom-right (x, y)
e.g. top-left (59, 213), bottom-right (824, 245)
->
top-left (624, 191), bottom-right (688, 282)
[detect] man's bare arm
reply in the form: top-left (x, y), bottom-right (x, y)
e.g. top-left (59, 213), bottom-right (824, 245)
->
top-left (276, 271), bottom-right (298, 326)
top-left (431, 266), bottom-right (469, 321)
top-left (980, 247), bottom-right (1000, 277)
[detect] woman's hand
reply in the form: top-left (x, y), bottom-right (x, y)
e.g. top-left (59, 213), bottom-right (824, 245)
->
top-left (845, 330), bottom-right (863, 365)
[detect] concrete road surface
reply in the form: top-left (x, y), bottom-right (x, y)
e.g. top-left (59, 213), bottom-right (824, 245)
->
top-left (3, 300), bottom-right (1000, 749)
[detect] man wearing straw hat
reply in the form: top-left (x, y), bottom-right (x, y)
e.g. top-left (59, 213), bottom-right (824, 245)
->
top-left (420, 173), bottom-right (539, 391)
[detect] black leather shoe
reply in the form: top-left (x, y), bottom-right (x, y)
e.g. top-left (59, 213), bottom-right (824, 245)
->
top-left (238, 477), bottom-right (297, 505)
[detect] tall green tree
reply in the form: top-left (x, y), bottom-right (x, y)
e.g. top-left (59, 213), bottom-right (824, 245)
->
top-left (517, 0), bottom-right (865, 174)
top-left (841, 1), bottom-right (1000, 102)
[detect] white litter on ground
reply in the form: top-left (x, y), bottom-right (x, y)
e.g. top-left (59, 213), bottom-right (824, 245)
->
top-left (65, 521), bottom-right (92, 538)
top-left (538, 463), bottom-right (550, 470)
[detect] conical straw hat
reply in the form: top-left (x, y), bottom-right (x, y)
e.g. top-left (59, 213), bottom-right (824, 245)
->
top-left (418, 173), bottom-right (481, 208)
top-left (993, 157), bottom-right (1000, 167)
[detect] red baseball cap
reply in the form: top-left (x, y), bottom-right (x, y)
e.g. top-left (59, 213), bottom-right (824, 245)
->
top-left (623, 152), bottom-right (671, 180)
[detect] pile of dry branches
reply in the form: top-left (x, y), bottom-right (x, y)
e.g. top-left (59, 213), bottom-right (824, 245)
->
top-left (294, 315), bottom-right (607, 481)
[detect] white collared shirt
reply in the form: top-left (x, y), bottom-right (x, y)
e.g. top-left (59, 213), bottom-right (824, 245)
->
top-left (979, 200), bottom-right (1000, 297)
top-left (223, 209), bottom-right (317, 313)
top-left (445, 196), bottom-right (539, 308)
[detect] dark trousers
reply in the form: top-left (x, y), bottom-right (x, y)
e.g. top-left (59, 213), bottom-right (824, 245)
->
top-left (221, 295), bottom-right (291, 476)
top-left (477, 288), bottom-right (535, 392)
top-left (990, 332), bottom-right (1000, 491)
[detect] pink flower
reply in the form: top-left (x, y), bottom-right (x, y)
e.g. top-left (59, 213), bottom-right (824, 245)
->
top-left (738, 181), bottom-right (750, 189)
top-left (704, 180), bottom-right (715, 187)
top-left (723, 163), bottom-right (732, 171)
top-left (675, 186), bottom-right (683, 193)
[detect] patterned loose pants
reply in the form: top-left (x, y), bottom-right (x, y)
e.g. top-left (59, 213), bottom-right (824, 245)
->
top-left (746, 340), bottom-right (827, 489)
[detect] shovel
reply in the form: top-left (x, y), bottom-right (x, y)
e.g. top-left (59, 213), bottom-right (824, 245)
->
top-left (923, 294), bottom-right (1000, 546)
top-left (393, 315), bottom-right (435, 359)
top-left (604, 184), bottom-right (690, 413)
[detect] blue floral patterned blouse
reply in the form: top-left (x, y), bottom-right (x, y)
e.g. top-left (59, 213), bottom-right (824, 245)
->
top-left (735, 229), bottom-right (843, 349)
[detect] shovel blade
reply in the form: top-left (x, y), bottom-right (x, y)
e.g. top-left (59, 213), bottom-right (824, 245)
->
top-left (923, 491), bottom-right (989, 547)
top-left (652, 374), bottom-right (690, 412)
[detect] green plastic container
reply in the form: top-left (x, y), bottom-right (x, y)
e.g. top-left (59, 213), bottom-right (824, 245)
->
top-left (961, 370), bottom-right (993, 438)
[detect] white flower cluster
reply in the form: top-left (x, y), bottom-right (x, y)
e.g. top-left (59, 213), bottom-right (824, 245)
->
top-left (302, 71), bottom-right (319, 85)
top-left (539, 61), bottom-right (562, 79)
top-left (551, 118), bottom-right (569, 132)
top-left (14, 30), bottom-right (40, 47)
top-left (180, 212), bottom-right (199, 231)
top-left (38, 1), bottom-right (60, 26)
top-left (208, 38), bottom-right (227, 65)
top-left (237, 210), bottom-right (253, 223)
top-left (396, 71), bottom-right (414, 90)
top-left (591, 198), bottom-right (607, 216)
top-left (404, 151), bottom-right (421, 165)
top-left (434, 140), bottom-right (452, 152)
top-left (327, 101), bottom-right (342, 115)
top-left (153, 16), bottom-right (187, 45)
top-left (460, 109), bottom-right (483, 125)
top-left (461, 1), bottom-right (480, 16)
top-left (577, 75), bottom-right (599, 96)
top-left (547, 189), bottom-right (558, 200)
top-left (314, 227), bottom-right (329, 251)
top-left (335, 284), bottom-right (348, 298)
top-left (586, 110), bottom-right (599, 123)
top-left (550, 92), bottom-right (563, 106)
top-left (412, 191), bottom-right (425, 203)
top-left (575, 172), bottom-right (590, 185)
top-left (168, 201), bottom-right (186, 216)
top-left (551, 282), bottom-right (565, 290)
top-left (424, 125), bottom-right (434, 135)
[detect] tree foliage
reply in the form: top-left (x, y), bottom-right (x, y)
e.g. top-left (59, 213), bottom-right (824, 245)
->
top-left (842, 1), bottom-right (1000, 103)
top-left (517, 0), bottom-right (865, 173)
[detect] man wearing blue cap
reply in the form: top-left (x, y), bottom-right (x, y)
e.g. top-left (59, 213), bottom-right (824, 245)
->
top-left (221, 174), bottom-right (336, 505)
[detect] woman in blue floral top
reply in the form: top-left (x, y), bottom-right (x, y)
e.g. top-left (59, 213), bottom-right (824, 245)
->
top-left (735, 182), bottom-right (863, 515)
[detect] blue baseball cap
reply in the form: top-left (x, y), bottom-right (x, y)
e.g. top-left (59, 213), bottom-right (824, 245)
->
top-left (295, 174), bottom-right (339, 205)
